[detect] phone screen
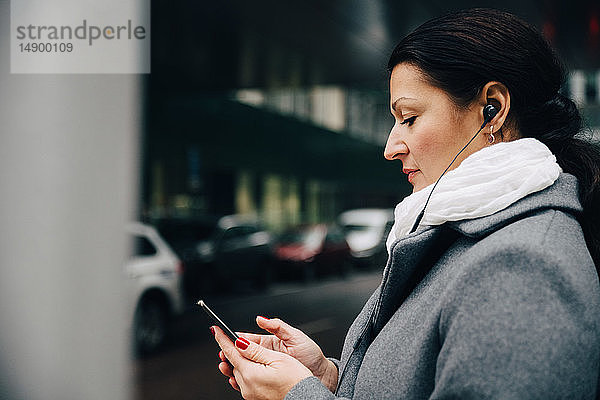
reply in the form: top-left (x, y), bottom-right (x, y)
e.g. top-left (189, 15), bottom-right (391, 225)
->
top-left (197, 300), bottom-right (240, 342)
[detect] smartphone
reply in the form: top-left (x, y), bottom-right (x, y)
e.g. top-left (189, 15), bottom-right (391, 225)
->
top-left (197, 300), bottom-right (240, 342)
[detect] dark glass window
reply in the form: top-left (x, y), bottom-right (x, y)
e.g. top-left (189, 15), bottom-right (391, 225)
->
top-left (133, 235), bottom-right (157, 257)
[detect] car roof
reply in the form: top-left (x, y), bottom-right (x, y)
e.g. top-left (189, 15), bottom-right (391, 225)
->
top-left (217, 214), bottom-right (261, 230)
top-left (127, 221), bottom-right (157, 235)
top-left (338, 208), bottom-right (394, 225)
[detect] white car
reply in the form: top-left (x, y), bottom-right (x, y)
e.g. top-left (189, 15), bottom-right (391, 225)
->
top-left (338, 209), bottom-right (394, 268)
top-left (126, 222), bottom-right (185, 355)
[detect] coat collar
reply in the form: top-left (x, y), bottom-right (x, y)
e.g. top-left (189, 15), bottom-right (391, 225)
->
top-left (376, 173), bottom-right (581, 337)
top-left (338, 225), bottom-right (460, 397)
top-left (447, 173), bottom-right (582, 239)
top-left (338, 174), bottom-right (583, 396)
top-left (375, 225), bottom-right (460, 334)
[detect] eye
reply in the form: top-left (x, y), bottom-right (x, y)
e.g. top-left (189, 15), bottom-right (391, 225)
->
top-left (400, 116), bottom-right (417, 127)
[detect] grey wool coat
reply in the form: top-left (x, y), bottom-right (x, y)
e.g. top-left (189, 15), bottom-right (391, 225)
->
top-left (285, 173), bottom-right (600, 400)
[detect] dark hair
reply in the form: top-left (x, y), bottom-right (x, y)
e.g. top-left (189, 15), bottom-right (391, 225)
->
top-left (388, 8), bottom-right (600, 269)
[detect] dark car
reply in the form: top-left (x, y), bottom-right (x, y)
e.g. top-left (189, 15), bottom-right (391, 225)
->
top-left (154, 215), bottom-right (273, 301)
top-left (273, 224), bottom-right (352, 282)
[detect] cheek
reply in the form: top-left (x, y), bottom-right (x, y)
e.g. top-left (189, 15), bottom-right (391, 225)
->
top-left (410, 124), bottom-right (450, 175)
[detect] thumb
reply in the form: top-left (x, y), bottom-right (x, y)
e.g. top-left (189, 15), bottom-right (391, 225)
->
top-left (256, 316), bottom-right (301, 343)
top-left (235, 336), bottom-right (280, 365)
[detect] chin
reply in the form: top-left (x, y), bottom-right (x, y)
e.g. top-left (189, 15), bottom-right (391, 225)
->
top-left (411, 183), bottom-right (425, 193)
top-left (410, 174), bottom-right (433, 193)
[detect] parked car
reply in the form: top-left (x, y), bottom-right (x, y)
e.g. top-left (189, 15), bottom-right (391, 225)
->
top-left (153, 217), bottom-right (218, 301)
top-left (337, 208), bottom-right (394, 269)
top-left (155, 215), bottom-right (273, 298)
top-left (273, 224), bottom-right (352, 281)
top-left (126, 222), bottom-right (185, 356)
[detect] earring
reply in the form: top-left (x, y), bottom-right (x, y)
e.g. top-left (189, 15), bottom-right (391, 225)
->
top-left (488, 125), bottom-right (495, 144)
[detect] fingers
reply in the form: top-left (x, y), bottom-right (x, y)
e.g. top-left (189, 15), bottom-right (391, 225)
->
top-left (218, 351), bottom-right (234, 373)
top-left (237, 332), bottom-right (274, 347)
top-left (256, 316), bottom-right (302, 343)
top-left (217, 360), bottom-right (240, 392)
top-left (218, 360), bottom-right (234, 378)
top-left (213, 328), bottom-right (243, 393)
top-left (213, 326), bottom-right (245, 369)
top-left (229, 377), bottom-right (240, 392)
top-left (215, 326), bottom-right (280, 368)
top-left (218, 351), bottom-right (239, 391)
top-left (233, 335), bottom-right (281, 365)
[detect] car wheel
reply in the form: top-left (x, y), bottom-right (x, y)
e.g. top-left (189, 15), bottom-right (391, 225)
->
top-left (134, 296), bottom-right (168, 356)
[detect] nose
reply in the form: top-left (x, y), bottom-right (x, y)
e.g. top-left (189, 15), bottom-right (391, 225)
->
top-left (384, 127), bottom-right (408, 161)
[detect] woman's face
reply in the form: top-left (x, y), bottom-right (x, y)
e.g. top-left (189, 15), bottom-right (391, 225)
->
top-left (385, 63), bottom-right (488, 193)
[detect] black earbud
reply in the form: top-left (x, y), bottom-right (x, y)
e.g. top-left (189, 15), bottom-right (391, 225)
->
top-left (483, 104), bottom-right (499, 124)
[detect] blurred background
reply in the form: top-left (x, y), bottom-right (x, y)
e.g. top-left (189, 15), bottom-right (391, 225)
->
top-left (1, 0), bottom-right (599, 399)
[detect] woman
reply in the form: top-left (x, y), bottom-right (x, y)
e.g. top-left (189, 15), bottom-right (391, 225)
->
top-left (213, 9), bottom-right (600, 399)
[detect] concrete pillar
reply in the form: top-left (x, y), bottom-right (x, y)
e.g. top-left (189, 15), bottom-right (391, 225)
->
top-left (0, 1), bottom-right (139, 399)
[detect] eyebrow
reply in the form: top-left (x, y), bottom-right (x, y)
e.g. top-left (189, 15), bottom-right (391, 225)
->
top-left (391, 97), bottom-right (417, 113)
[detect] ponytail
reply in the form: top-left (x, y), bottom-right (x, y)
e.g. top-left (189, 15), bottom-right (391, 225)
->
top-left (519, 93), bottom-right (600, 268)
top-left (564, 139), bottom-right (600, 268)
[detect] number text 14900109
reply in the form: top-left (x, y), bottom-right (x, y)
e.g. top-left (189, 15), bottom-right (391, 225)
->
top-left (19, 42), bottom-right (73, 53)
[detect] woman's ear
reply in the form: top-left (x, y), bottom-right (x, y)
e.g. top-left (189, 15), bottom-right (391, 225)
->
top-left (479, 81), bottom-right (513, 138)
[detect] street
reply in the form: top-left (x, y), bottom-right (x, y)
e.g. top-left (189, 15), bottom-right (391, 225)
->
top-left (133, 270), bottom-right (382, 400)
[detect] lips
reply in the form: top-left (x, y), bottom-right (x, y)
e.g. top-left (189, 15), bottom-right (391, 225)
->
top-left (403, 168), bottom-right (420, 184)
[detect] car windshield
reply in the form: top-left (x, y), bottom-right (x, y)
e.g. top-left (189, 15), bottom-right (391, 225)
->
top-left (343, 224), bottom-right (377, 232)
top-left (155, 220), bottom-right (216, 250)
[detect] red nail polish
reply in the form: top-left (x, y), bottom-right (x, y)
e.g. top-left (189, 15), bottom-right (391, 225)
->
top-left (209, 326), bottom-right (215, 335)
top-left (235, 337), bottom-right (249, 350)
top-left (258, 315), bottom-right (269, 320)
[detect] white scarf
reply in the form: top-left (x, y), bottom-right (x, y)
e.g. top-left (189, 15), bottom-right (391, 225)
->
top-left (386, 138), bottom-right (562, 252)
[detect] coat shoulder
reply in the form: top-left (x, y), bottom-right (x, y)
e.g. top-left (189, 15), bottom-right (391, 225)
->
top-left (452, 208), bottom-right (592, 269)
top-left (439, 208), bottom-right (599, 327)
top-left (430, 209), bottom-right (600, 400)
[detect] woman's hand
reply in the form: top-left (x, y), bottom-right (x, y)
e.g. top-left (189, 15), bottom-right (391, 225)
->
top-left (248, 317), bottom-right (338, 390)
top-left (214, 326), bottom-right (312, 400)
top-left (217, 316), bottom-right (338, 392)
